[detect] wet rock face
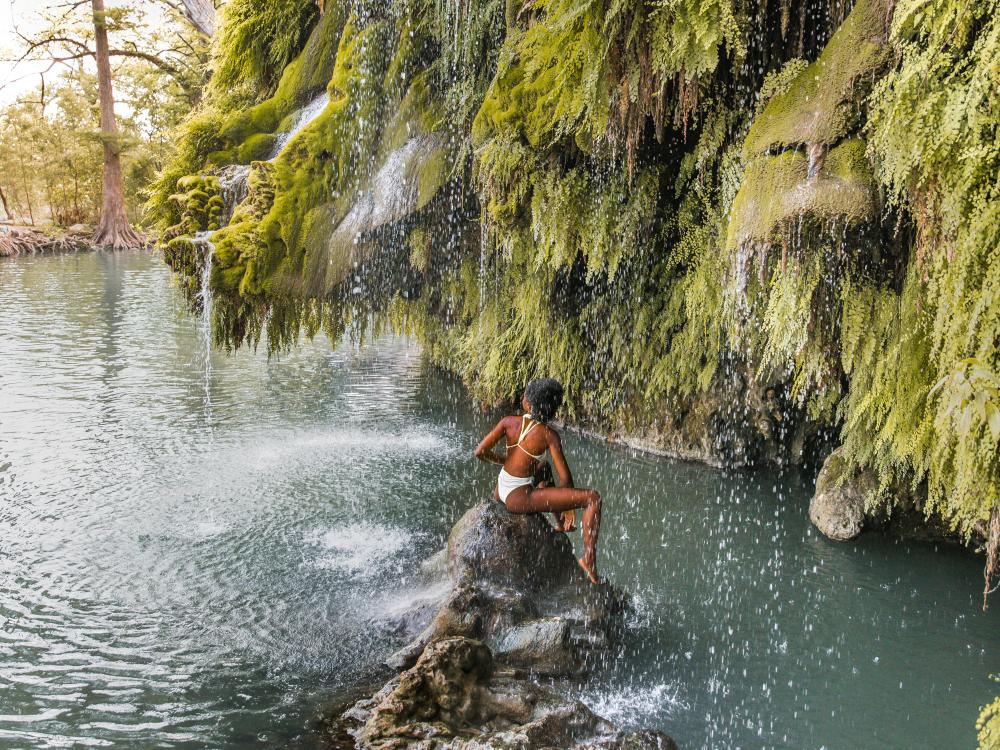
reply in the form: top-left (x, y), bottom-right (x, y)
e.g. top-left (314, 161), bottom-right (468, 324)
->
top-left (614, 370), bottom-right (821, 470)
top-left (349, 636), bottom-right (677, 750)
top-left (339, 501), bottom-right (678, 749)
top-left (446, 498), bottom-right (578, 590)
top-left (809, 448), bottom-right (874, 540)
top-left (389, 501), bottom-right (629, 677)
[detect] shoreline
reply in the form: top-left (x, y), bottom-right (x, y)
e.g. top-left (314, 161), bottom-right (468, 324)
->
top-left (0, 224), bottom-right (98, 257)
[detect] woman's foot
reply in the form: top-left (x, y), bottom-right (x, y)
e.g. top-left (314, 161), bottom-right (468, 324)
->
top-left (577, 557), bottom-right (602, 584)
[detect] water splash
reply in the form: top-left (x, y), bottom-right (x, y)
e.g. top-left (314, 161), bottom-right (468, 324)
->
top-left (193, 231), bottom-right (214, 416)
top-left (269, 92), bottom-right (331, 159)
top-left (306, 523), bottom-right (411, 575)
top-left (217, 164), bottom-right (251, 225)
top-left (580, 682), bottom-right (689, 727)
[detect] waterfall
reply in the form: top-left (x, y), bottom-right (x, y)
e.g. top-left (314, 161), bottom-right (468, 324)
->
top-left (193, 231), bottom-right (215, 415)
top-left (218, 164), bottom-right (251, 225)
top-left (268, 92), bottom-right (331, 159)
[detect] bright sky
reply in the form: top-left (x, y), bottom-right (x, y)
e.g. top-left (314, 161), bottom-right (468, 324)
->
top-left (0, 0), bottom-right (49, 103)
top-left (0, 0), bottom-right (175, 104)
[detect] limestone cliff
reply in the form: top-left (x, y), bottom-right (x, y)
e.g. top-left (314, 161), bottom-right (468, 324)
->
top-left (153, 0), bottom-right (999, 559)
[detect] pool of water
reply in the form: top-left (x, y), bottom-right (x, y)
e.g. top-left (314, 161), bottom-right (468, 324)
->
top-left (0, 251), bottom-right (996, 749)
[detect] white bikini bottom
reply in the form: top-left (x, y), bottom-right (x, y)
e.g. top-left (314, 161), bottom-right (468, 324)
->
top-left (497, 467), bottom-right (533, 503)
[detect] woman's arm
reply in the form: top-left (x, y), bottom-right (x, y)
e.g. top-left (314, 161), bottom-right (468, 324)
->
top-left (547, 429), bottom-right (574, 488)
top-left (473, 419), bottom-right (509, 466)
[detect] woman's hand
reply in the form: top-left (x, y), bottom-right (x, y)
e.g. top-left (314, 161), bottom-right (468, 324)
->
top-left (473, 419), bottom-right (508, 466)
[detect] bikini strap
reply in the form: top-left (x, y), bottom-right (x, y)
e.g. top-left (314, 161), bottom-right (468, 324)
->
top-left (514, 414), bottom-right (544, 460)
top-left (518, 414), bottom-right (538, 443)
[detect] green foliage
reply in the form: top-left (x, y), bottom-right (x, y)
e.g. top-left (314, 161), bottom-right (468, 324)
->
top-left (209, 0), bottom-right (320, 107)
top-left (473, 0), bottom-right (746, 158)
top-left (844, 0), bottom-right (1000, 535)
top-left (979, 684), bottom-right (1000, 750)
top-left (0, 65), bottom-right (191, 228)
top-left (744, 0), bottom-right (891, 153)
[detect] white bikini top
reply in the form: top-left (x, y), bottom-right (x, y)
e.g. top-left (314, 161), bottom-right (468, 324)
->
top-left (506, 414), bottom-right (545, 460)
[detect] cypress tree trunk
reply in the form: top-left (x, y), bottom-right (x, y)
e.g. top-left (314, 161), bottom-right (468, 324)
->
top-left (0, 184), bottom-right (11, 221)
top-left (91, 0), bottom-right (142, 250)
top-left (180, 0), bottom-right (216, 36)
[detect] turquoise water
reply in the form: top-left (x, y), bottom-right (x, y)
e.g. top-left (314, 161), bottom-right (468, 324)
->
top-left (0, 251), bottom-right (996, 749)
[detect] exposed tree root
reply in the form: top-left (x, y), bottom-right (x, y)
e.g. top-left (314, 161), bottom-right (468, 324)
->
top-left (92, 219), bottom-right (146, 251)
top-left (0, 226), bottom-right (95, 257)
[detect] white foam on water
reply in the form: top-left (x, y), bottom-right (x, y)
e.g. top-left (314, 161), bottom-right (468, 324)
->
top-left (581, 682), bottom-right (688, 727)
top-left (189, 521), bottom-right (228, 538)
top-left (306, 523), bottom-right (410, 575)
top-left (375, 577), bottom-right (452, 619)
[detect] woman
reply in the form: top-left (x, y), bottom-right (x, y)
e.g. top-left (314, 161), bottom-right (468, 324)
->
top-left (473, 378), bottom-right (603, 584)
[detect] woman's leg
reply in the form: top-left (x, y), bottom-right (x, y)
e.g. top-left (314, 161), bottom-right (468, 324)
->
top-left (505, 485), bottom-right (602, 582)
top-left (532, 462), bottom-right (575, 531)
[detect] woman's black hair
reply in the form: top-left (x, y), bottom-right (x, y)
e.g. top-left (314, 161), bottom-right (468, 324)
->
top-left (524, 378), bottom-right (564, 423)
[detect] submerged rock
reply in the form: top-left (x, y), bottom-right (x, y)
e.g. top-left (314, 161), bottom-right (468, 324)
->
top-left (337, 501), bottom-right (676, 749)
top-left (809, 447), bottom-right (874, 541)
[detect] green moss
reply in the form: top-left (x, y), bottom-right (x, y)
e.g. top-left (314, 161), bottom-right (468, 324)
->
top-left (727, 139), bottom-right (877, 249)
top-left (219, 99), bottom-right (281, 144)
top-left (234, 133), bottom-right (277, 163)
top-left (744, 0), bottom-right (891, 154)
top-left (414, 145), bottom-right (449, 209)
top-left (161, 174), bottom-right (224, 239)
top-left (146, 110), bottom-right (225, 230)
top-left (209, 0), bottom-right (320, 107)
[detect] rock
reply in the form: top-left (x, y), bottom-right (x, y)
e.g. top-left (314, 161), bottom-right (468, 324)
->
top-left (336, 502), bottom-right (677, 749)
top-left (386, 500), bottom-right (629, 677)
top-left (494, 617), bottom-right (575, 675)
top-left (446, 498), bottom-right (578, 590)
top-left (347, 636), bottom-right (676, 750)
top-left (810, 448), bottom-right (986, 548)
top-left (809, 447), bottom-right (874, 540)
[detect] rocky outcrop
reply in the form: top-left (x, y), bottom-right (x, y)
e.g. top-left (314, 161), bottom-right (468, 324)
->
top-left (809, 447), bottom-right (981, 546)
top-left (345, 636), bottom-right (676, 750)
top-left (337, 501), bottom-right (676, 749)
top-left (809, 447), bottom-right (874, 540)
top-left (386, 500), bottom-right (628, 677)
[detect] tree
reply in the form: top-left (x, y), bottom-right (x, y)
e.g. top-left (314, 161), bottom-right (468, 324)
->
top-left (0, 185), bottom-right (12, 221)
top-left (163, 0), bottom-right (219, 36)
top-left (4, 0), bottom-right (212, 240)
top-left (91, 0), bottom-right (142, 248)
